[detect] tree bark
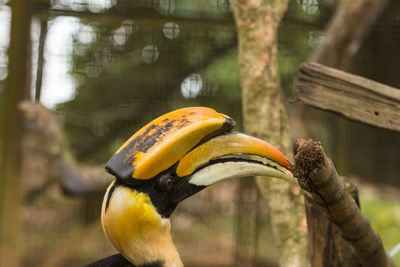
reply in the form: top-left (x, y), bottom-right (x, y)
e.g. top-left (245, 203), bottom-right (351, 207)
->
top-left (230, 1), bottom-right (308, 266)
top-left (0, 1), bottom-right (32, 266)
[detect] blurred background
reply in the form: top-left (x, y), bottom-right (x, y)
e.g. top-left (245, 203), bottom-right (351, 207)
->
top-left (0, 0), bottom-right (399, 266)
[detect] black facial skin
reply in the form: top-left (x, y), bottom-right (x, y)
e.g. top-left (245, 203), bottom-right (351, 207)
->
top-left (105, 166), bottom-right (205, 218)
top-left (105, 154), bottom-right (285, 218)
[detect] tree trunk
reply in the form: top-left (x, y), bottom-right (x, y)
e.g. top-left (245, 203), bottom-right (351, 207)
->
top-left (230, 1), bottom-right (308, 266)
top-left (0, 1), bottom-right (32, 266)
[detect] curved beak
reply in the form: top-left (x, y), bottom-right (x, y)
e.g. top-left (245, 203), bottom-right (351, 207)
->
top-left (170, 132), bottom-right (295, 204)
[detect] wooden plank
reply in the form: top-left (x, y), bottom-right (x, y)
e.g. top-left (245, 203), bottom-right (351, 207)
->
top-left (296, 62), bottom-right (400, 132)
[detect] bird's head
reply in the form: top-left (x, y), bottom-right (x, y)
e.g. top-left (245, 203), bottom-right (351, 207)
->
top-left (101, 107), bottom-right (294, 267)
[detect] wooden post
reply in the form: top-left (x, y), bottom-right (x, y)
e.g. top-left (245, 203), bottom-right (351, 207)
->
top-left (0, 1), bottom-right (32, 266)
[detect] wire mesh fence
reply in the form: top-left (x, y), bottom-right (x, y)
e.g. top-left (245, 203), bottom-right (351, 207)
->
top-left (1, 0), bottom-right (400, 266)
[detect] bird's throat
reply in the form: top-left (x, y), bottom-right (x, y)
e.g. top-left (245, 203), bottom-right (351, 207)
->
top-left (101, 182), bottom-right (183, 267)
top-left (117, 219), bottom-right (183, 267)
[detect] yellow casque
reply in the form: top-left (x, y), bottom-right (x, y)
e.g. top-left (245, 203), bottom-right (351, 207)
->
top-left (106, 107), bottom-right (234, 181)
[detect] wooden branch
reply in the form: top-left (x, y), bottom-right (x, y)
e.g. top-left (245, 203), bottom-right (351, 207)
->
top-left (19, 101), bottom-right (111, 196)
top-left (35, 8), bottom-right (235, 28)
top-left (31, 5), bottom-right (322, 29)
top-left (293, 139), bottom-right (396, 267)
top-left (297, 62), bottom-right (400, 132)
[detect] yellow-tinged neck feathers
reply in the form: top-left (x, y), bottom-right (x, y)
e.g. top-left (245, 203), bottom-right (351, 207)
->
top-left (101, 180), bottom-right (183, 267)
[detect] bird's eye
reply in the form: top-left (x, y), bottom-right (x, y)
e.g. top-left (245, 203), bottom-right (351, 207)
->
top-left (166, 178), bottom-right (173, 189)
top-left (157, 174), bottom-right (174, 191)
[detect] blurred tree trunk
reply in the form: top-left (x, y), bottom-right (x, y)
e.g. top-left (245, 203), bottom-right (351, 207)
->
top-left (35, 18), bottom-right (48, 101)
top-left (0, 1), bottom-right (32, 266)
top-left (310, 0), bottom-right (389, 70)
top-left (234, 179), bottom-right (262, 267)
top-left (230, 1), bottom-right (308, 266)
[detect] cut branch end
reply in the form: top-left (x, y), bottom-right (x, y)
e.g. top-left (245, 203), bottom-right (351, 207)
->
top-left (292, 139), bottom-right (325, 192)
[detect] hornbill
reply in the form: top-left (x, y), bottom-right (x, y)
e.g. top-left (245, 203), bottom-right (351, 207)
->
top-left (86, 107), bottom-right (294, 267)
